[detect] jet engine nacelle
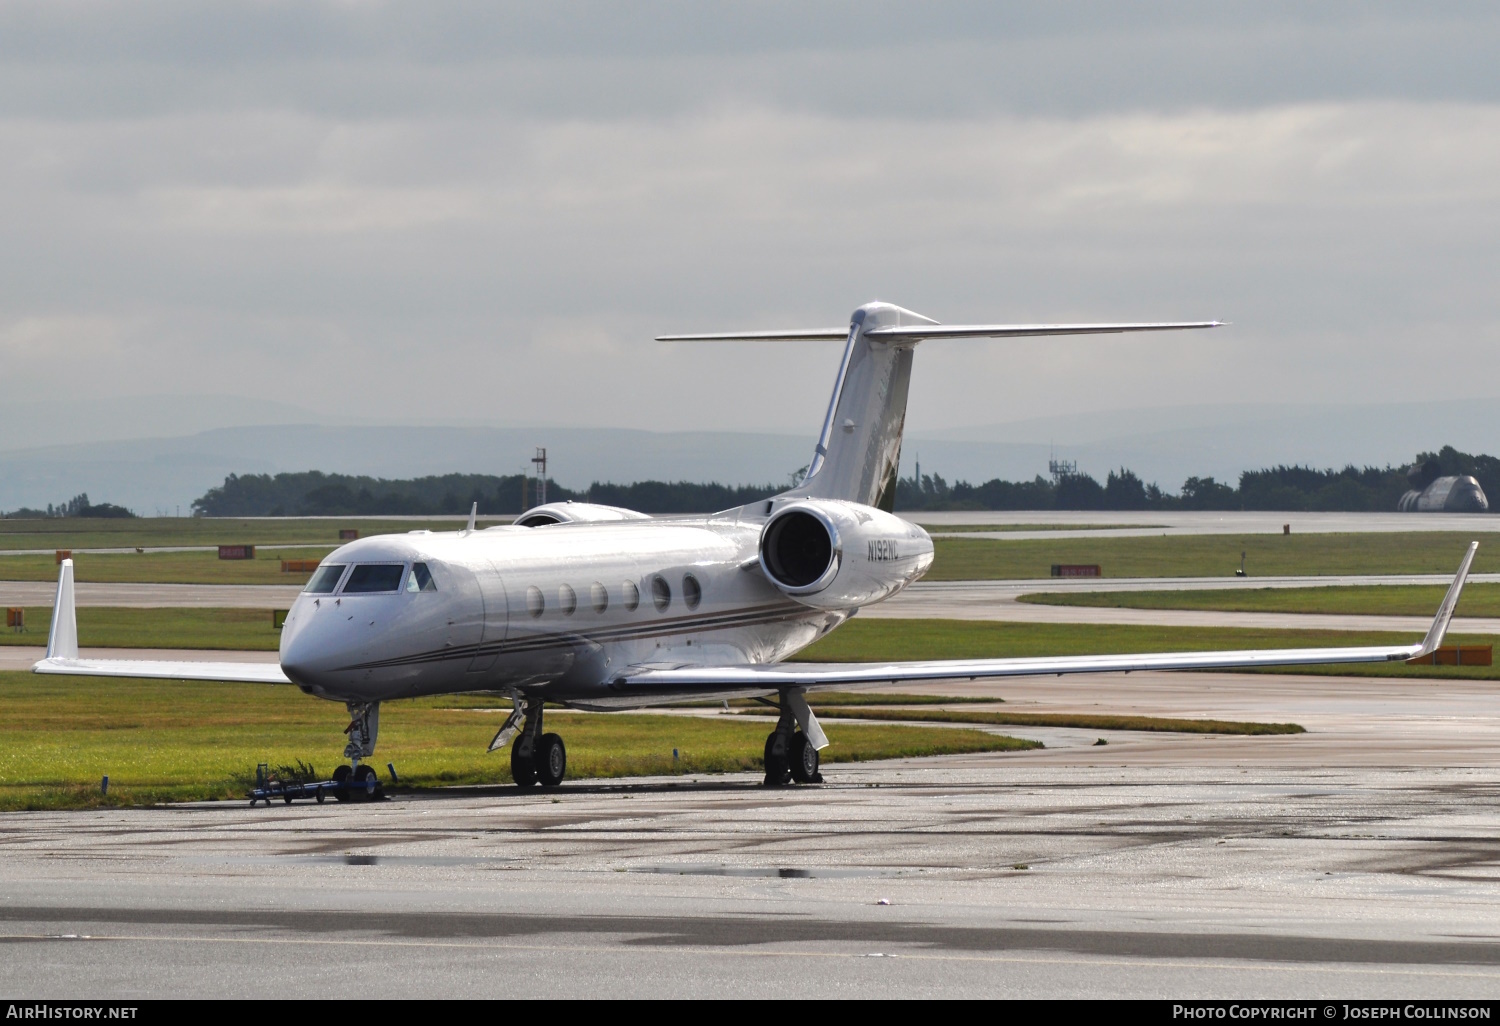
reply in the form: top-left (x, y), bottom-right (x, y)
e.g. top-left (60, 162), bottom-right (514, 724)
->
top-left (758, 499), bottom-right (934, 610)
top-left (514, 502), bottom-right (652, 527)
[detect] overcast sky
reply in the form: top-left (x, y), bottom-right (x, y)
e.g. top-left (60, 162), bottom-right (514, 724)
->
top-left (2, 1), bottom-right (1499, 446)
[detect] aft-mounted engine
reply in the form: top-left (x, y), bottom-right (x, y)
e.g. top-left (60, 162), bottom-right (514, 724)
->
top-left (514, 502), bottom-right (652, 527)
top-left (758, 500), bottom-right (934, 610)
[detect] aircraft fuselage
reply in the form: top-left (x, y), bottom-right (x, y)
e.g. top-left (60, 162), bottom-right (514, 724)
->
top-left (277, 507), bottom-right (933, 708)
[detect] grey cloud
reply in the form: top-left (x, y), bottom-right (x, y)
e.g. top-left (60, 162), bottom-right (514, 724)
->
top-left (1, 3), bottom-right (1500, 121)
top-left (1, 3), bottom-right (1499, 499)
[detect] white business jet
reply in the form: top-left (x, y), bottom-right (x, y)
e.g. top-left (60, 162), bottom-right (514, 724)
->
top-left (33, 302), bottom-right (1477, 795)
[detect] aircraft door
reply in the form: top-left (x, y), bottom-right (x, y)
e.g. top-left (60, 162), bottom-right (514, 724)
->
top-left (467, 560), bottom-right (508, 674)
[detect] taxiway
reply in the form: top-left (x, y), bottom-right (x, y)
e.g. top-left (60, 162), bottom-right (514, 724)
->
top-left (2, 671), bottom-right (1500, 998)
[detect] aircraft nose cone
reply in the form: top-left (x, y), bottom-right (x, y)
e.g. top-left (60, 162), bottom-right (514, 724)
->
top-left (278, 600), bottom-right (345, 688)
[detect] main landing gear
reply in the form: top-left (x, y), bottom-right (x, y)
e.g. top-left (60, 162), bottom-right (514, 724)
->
top-left (332, 701), bottom-right (383, 802)
top-left (492, 695), bottom-right (566, 788)
top-left (763, 692), bottom-right (824, 787)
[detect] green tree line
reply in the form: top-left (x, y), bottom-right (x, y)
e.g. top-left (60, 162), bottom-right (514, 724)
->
top-left (2, 493), bottom-right (136, 519)
top-left (895, 446), bottom-right (1500, 512)
top-left (190, 472), bottom-right (780, 516)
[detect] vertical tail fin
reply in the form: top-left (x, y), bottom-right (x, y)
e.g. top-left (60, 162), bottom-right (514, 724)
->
top-left (658, 303), bottom-right (1221, 512)
top-left (46, 559), bottom-right (78, 660)
top-left (784, 301), bottom-right (934, 510)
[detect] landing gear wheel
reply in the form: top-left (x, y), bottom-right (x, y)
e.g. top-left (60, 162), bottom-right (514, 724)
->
top-left (762, 733), bottom-right (791, 787)
top-left (511, 744), bottom-right (538, 787)
top-left (537, 733), bottom-right (566, 787)
top-left (353, 764), bottom-right (379, 800)
top-left (332, 764), bottom-right (352, 802)
top-left (789, 732), bottom-right (822, 785)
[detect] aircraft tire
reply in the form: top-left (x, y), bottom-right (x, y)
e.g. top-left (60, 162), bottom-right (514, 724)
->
top-left (537, 733), bottom-right (566, 787)
top-left (353, 764), bottom-right (379, 801)
top-left (332, 764), bottom-right (352, 802)
top-left (789, 733), bottom-right (820, 785)
top-left (511, 744), bottom-right (538, 787)
top-left (762, 733), bottom-right (791, 787)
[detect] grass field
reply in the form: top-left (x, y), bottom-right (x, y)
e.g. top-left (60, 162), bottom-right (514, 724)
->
top-left (0, 672), bottom-right (1036, 810)
top-left (0, 607), bottom-right (282, 650)
top-left (1017, 583), bottom-right (1500, 617)
top-left (2, 527), bottom-right (1489, 585)
top-left (0, 548), bottom-right (337, 585)
top-left (926, 532), bottom-right (1492, 580)
top-left (0, 516), bottom-right (510, 551)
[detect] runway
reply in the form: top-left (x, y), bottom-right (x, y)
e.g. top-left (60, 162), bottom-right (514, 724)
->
top-left (3, 670), bottom-right (1500, 998)
top-left (0, 580), bottom-right (304, 608)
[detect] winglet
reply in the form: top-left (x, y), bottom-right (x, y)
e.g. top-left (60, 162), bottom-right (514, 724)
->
top-left (466, 502), bottom-right (477, 533)
top-left (45, 558), bottom-right (78, 661)
top-left (1412, 541), bottom-right (1479, 660)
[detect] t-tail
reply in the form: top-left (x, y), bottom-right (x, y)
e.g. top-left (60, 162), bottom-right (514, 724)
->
top-left (659, 302), bottom-right (1222, 511)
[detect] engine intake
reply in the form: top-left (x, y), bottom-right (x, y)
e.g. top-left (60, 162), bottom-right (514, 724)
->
top-left (761, 508), bottom-right (838, 593)
top-left (758, 500), bottom-right (934, 610)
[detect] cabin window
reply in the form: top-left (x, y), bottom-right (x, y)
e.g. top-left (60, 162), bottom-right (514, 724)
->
top-left (304, 564), bottom-right (346, 594)
top-left (591, 582), bottom-right (609, 613)
top-left (526, 585), bottom-right (545, 618)
top-left (622, 581), bottom-right (640, 611)
top-left (559, 583), bottom-right (577, 616)
top-left (406, 562), bottom-right (436, 593)
top-left (343, 564), bottom-right (405, 593)
top-left (683, 573), bottom-right (701, 610)
top-left (651, 574), bottom-right (671, 612)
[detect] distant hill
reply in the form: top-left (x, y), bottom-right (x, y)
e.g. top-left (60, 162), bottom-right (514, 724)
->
top-left (5, 397), bottom-right (1500, 514)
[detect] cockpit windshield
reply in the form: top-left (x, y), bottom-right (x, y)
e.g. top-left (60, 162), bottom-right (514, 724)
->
top-left (303, 564), bottom-right (346, 594)
top-left (343, 564), bottom-right (406, 594)
top-left (407, 562), bottom-right (436, 592)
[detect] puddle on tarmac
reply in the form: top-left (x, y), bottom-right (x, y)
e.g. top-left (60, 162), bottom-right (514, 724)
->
top-left (628, 864), bottom-right (908, 879)
top-left (188, 855), bottom-right (519, 868)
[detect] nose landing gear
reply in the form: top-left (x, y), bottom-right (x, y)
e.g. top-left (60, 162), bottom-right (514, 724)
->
top-left (332, 701), bottom-right (384, 802)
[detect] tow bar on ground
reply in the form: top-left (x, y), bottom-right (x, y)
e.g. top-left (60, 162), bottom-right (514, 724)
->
top-left (248, 770), bottom-right (384, 806)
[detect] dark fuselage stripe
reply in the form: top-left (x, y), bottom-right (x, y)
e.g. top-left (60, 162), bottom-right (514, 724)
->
top-left (347, 602), bottom-right (814, 670)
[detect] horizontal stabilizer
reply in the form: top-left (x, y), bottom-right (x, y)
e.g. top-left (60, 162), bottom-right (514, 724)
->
top-left (657, 322), bottom-right (1222, 343)
top-left (864, 321), bottom-right (1223, 340)
top-left (656, 328), bottom-right (849, 342)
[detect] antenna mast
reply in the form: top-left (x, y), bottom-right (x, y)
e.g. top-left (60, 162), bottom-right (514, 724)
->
top-left (531, 447), bottom-right (548, 506)
top-left (1047, 444), bottom-right (1076, 483)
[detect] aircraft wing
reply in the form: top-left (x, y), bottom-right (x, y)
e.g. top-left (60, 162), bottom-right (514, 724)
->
top-left (30, 559), bottom-right (290, 685)
top-left (33, 656), bottom-right (290, 684)
top-left (608, 542), bottom-right (1477, 701)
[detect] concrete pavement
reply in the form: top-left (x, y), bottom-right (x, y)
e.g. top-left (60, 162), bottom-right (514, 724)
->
top-left (5, 671), bottom-right (1500, 997)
